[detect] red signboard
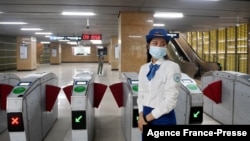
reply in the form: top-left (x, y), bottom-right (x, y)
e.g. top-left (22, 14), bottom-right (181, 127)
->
top-left (82, 34), bottom-right (102, 40)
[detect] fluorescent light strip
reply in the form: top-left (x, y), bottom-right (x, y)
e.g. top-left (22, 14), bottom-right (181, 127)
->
top-left (154, 12), bottom-right (183, 18)
top-left (90, 40), bottom-right (102, 44)
top-left (67, 41), bottom-right (78, 45)
top-left (40, 41), bottom-right (50, 44)
top-left (35, 32), bottom-right (53, 35)
top-left (153, 23), bottom-right (165, 27)
top-left (21, 28), bottom-right (43, 31)
top-left (0, 22), bottom-right (27, 24)
top-left (62, 12), bottom-right (96, 16)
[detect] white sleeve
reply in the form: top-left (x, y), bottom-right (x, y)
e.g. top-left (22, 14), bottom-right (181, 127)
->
top-left (151, 63), bottom-right (181, 119)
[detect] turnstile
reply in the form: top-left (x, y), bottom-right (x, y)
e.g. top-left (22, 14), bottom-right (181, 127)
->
top-left (201, 71), bottom-right (250, 124)
top-left (0, 73), bottom-right (20, 133)
top-left (121, 72), bottom-right (141, 141)
top-left (175, 73), bottom-right (203, 124)
top-left (63, 72), bottom-right (107, 141)
top-left (6, 72), bottom-right (61, 141)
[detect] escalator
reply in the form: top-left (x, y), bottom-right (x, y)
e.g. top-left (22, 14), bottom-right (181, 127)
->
top-left (167, 33), bottom-right (221, 78)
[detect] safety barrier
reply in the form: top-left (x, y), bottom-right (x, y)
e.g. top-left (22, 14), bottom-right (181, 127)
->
top-left (201, 71), bottom-right (250, 124)
top-left (0, 73), bottom-right (20, 133)
top-left (7, 72), bottom-right (61, 141)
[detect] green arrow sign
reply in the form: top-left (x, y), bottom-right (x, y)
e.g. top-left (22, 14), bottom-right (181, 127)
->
top-left (193, 111), bottom-right (200, 118)
top-left (75, 115), bottom-right (83, 123)
top-left (189, 107), bottom-right (203, 124)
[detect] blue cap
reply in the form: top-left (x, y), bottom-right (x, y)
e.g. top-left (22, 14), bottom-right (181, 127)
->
top-left (146, 28), bottom-right (171, 43)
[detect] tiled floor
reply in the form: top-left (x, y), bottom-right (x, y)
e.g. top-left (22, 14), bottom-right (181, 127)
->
top-left (0, 63), bottom-right (219, 141)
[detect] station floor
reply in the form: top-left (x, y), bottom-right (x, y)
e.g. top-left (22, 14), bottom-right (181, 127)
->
top-left (0, 63), bottom-right (220, 141)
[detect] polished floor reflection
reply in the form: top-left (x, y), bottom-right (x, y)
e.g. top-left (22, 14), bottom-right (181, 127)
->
top-left (0, 63), bottom-right (219, 141)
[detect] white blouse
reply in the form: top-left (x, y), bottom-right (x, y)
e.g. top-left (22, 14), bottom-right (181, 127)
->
top-left (137, 58), bottom-right (181, 119)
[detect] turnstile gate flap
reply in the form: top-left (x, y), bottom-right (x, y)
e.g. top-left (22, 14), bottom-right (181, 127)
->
top-left (46, 84), bottom-right (61, 111)
top-left (63, 85), bottom-right (73, 104)
top-left (0, 84), bottom-right (13, 110)
top-left (203, 80), bottom-right (222, 104)
top-left (94, 83), bottom-right (107, 108)
top-left (109, 82), bottom-right (123, 108)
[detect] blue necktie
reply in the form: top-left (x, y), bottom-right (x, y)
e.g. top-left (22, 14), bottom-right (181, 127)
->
top-left (147, 64), bottom-right (160, 81)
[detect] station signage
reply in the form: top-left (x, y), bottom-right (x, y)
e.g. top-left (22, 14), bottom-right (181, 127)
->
top-left (167, 33), bottom-right (179, 38)
top-left (7, 112), bottom-right (24, 132)
top-left (72, 110), bottom-right (86, 129)
top-left (82, 34), bottom-right (102, 40)
top-left (50, 36), bottom-right (82, 41)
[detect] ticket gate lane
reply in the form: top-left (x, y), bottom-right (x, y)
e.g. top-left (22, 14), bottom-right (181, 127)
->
top-left (62, 72), bottom-right (107, 141)
top-left (0, 73), bottom-right (20, 133)
top-left (110, 72), bottom-right (141, 141)
top-left (175, 73), bottom-right (203, 124)
top-left (6, 72), bottom-right (60, 141)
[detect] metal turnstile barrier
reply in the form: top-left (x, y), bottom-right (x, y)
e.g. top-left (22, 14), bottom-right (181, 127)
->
top-left (6, 72), bottom-right (61, 141)
top-left (0, 73), bottom-right (20, 133)
top-left (63, 72), bottom-right (107, 141)
top-left (109, 72), bottom-right (141, 141)
top-left (175, 73), bottom-right (203, 124)
top-left (121, 72), bottom-right (140, 141)
top-left (233, 73), bottom-right (250, 124)
top-left (201, 71), bottom-right (250, 124)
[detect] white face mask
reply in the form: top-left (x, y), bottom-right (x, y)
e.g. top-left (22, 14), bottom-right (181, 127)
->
top-left (149, 46), bottom-right (167, 59)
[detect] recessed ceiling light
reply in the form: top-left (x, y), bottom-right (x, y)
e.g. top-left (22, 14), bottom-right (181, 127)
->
top-left (0, 22), bottom-right (27, 24)
top-left (153, 23), bottom-right (165, 27)
top-left (62, 12), bottom-right (96, 16)
top-left (40, 41), bottom-right (50, 44)
top-left (21, 28), bottom-right (43, 31)
top-left (90, 40), bottom-right (102, 44)
top-left (35, 32), bottom-right (53, 35)
top-left (154, 12), bottom-right (183, 18)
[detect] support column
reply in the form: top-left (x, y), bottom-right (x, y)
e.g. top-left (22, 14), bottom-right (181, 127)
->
top-left (50, 42), bottom-right (61, 65)
top-left (16, 36), bottom-right (37, 70)
top-left (118, 11), bottom-right (153, 73)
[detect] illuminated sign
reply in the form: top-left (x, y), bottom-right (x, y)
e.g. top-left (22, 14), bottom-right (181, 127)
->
top-left (72, 111), bottom-right (86, 129)
top-left (82, 34), bottom-right (102, 40)
top-left (167, 33), bottom-right (179, 38)
top-left (18, 82), bottom-right (31, 86)
top-left (76, 81), bottom-right (87, 85)
top-left (133, 109), bottom-right (139, 128)
top-left (50, 36), bottom-right (81, 41)
top-left (181, 79), bottom-right (193, 83)
top-left (189, 106), bottom-right (203, 124)
top-left (131, 80), bottom-right (139, 84)
top-left (7, 112), bottom-right (24, 132)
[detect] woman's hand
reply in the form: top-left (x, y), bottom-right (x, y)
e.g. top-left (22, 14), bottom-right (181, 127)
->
top-left (138, 115), bottom-right (147, 132)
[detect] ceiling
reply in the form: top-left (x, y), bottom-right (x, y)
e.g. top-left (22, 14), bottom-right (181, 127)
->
top-left (0, 0), bottom-right (249, 45)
